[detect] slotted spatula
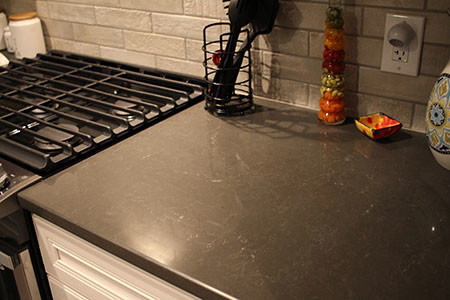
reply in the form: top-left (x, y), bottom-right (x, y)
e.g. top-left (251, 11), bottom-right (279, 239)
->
top-left (226, 0), bottom-right (279, 91)
top-left (211, 0), bottom-right (256, 100)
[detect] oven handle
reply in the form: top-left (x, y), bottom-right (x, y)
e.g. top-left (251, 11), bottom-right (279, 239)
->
top-left (0, 244), bottom-right (41, 300)
top-left (0, 248), bottom-right (20, 270)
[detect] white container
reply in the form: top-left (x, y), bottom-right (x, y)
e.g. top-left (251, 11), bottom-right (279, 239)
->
top-left (3, 26), bottom-right (16, 53)
top-left (426, 59), bottom-right (450, 170)
top-left (0, 12), bottom-right (7, 50)
top-left (8, 12), bottom-right (46, 59)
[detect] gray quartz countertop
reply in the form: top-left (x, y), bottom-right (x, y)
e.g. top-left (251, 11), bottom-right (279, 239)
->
top-left (19, 100), bottom-right (450, 300)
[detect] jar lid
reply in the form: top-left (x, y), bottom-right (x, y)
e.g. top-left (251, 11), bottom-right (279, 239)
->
top-left (9, 12), bottom-right (38, 21)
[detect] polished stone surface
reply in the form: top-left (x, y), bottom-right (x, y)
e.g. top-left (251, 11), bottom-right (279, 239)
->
top-left (19, 100), bottom-right (450, 300)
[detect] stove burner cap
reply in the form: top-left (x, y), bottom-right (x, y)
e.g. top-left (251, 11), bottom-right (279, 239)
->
top-left (112, 100), bottom-right (137, 116)
top-left (31, 108), bottom-right (49, 116)
top-left (34, 124), bottom-right (79, 151)
top-left (31, 103), bottom-right (59, 119)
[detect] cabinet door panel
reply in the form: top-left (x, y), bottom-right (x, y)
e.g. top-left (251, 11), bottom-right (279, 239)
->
top-left (33, 215), bottom-right (199, 300)
top-left (48, 276), bottom-right (89, 300)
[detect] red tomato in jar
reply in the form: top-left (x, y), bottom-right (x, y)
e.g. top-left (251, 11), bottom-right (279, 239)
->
top-left (323, 49), bottom-right (345, 62)
top-left (212, 50), bottom-right (222, 67)
top-left (322, 60), bottom-right (345, 74)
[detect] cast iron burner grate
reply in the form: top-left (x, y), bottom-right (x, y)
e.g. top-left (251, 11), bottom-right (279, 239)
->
top-left (0, 51), bottom-right (204, 173)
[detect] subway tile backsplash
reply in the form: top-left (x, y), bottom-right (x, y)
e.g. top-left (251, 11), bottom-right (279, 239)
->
top-left (1, 0), bottom-right (449, 132)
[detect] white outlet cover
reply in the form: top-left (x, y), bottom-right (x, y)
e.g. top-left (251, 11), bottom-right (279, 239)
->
top-left (380, 13), bottom-right (425, 77)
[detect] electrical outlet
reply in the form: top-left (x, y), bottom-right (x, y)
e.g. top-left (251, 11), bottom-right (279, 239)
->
top-left (392, 46), bottom-right (409, 63)
top-left (380, 14), bottom-right (425, 77)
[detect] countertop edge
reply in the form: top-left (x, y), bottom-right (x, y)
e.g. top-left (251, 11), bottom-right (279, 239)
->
top-left (18, 195), bottom-right (237, 300)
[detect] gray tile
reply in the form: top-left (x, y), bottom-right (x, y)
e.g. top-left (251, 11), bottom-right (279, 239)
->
top-left (152, 13), bottom-right (219, 40)
top-left (100, 46), bottom-right (156, 68)
top-left (345, 0), bottom-right (424, 9)
top-left (420, 44), bottom-right (450, 76)
top-left (358, 66), bottom-right (436, 103)
top-left (36, 1), bottom-right (49, 19)
top-left (186, 39), bottom-right (204, 62)
top-left (255, 27), bottom-right (309, 57)
top-left (263, 52), bottom-right (322, 85)
top-left (95, 7), bottom-right (151, 32)
top-left (309, 32), bottom-right (324, 59)
top-left (254, 77), bottom-right (309, 107)
top-left (345, 64), bottom-right (359, 91)
top-left (426, 0), bottom-right (450, 10)
top-left (276, 2), bottom-right (362, 35)
top-left (1, 0), bottom-right (37, 15)
top-left (184, 0), bottom-right (226, 18)
top-left (48, 0), bottom-right (93, 4)
top-left (156, 56), bottom-right (204, 77)
top-left (51, 37), bottom-right (100, 57)
top-left (73, 23), bottom-right (123, 47)
top-left (95, 0), bottom-right (120, 7)
top-left (47, 2), bottom-right (95, 24)
top-left (345, 92), bottom-right (414, 127)
top-left (411, 104), bottom-right (427, 132)
top-left (345, 36), bottom-right (383, 68)
top-left (363, 8), bottom-right (450, 45)
top-left (308, 85), bottom-right (321, 110)
top-left (41, 19), bottom-right (74, 40)
top-left (120, 0), bottom-right (183, 13)
top-left (124, 31), bottom-right (186, 58)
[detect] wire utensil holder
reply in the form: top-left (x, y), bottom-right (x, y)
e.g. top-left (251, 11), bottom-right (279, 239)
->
top-left (203, 22), bottom-right (253, 116)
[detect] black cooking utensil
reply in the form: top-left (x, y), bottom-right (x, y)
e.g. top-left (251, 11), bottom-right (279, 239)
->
top-left (226, 0), bottom-right (279, 91)
top-left (211, 0), bottom-right (256, 100)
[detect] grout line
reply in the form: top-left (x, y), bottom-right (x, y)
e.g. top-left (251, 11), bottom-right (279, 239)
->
top-left (410, 103), bottom-right (417, 129)
top-left (360, 6), bottom-right (365, 36)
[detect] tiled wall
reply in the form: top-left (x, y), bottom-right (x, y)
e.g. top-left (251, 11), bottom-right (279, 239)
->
top-left (2, 1), bottom-right (450, 132)
top-left (1, 0), bottom-right (37, 15)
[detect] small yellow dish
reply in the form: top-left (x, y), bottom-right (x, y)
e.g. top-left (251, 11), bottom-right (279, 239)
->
top-left (355, 112), bottom-right (402, 140)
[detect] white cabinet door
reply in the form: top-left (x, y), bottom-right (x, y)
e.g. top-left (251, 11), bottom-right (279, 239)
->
top-left (48, 276), bottom-right (89, 300)
top-left (33, 214), bottom-right (199, 300)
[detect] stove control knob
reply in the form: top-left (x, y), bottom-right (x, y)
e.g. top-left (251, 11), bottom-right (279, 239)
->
top-left (0, 163), bottom-right (8, 189)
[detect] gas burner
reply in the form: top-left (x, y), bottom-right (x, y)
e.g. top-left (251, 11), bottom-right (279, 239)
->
top-left (30, 103), bottom-right (60, 119)
top-left (31, 108), bottom-right (52, 119)
top-left (112, 100), bottom-right (138, 121)
top-left (34, 123), bottom-right (79, 151)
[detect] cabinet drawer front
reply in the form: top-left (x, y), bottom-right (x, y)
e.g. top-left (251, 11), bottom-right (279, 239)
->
top-left (33, 215), bottom-right (199, 300)
top-left (48, 276), bottom-right (90, 300)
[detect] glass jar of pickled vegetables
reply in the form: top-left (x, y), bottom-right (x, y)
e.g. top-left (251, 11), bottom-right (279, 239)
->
top-left (318, 0), bottom-right (346, 125)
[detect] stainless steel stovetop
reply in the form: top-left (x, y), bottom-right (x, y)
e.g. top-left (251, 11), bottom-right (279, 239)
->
top-left (0, 50), bottom-right (205, 212)
top-left (0, 51), bottom-right (205, 299)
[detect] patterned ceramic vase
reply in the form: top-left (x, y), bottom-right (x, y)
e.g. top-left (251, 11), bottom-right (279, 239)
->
top-left (426, 58), bottom-right (450, 170)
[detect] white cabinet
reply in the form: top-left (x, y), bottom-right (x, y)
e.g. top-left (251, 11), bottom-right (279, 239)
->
top-left (33, 214), bottom-right (199, 300)
top-left (47, 276), bottom-right (89, 300)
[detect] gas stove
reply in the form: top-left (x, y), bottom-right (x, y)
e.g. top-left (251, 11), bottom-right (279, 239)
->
top-left (0, 50), bottom-right (205, 299)
top-left (0, 50), bottom-right (204, 174)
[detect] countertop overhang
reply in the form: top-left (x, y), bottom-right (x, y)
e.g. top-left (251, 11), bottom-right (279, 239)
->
top-left (18, 99), bottom-right (450, 300)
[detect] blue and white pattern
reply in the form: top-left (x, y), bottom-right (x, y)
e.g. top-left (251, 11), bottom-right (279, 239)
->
top-left (426, 73), bottom-right (450, 155)
top-left (429, 103), bottom-right (445, 127)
